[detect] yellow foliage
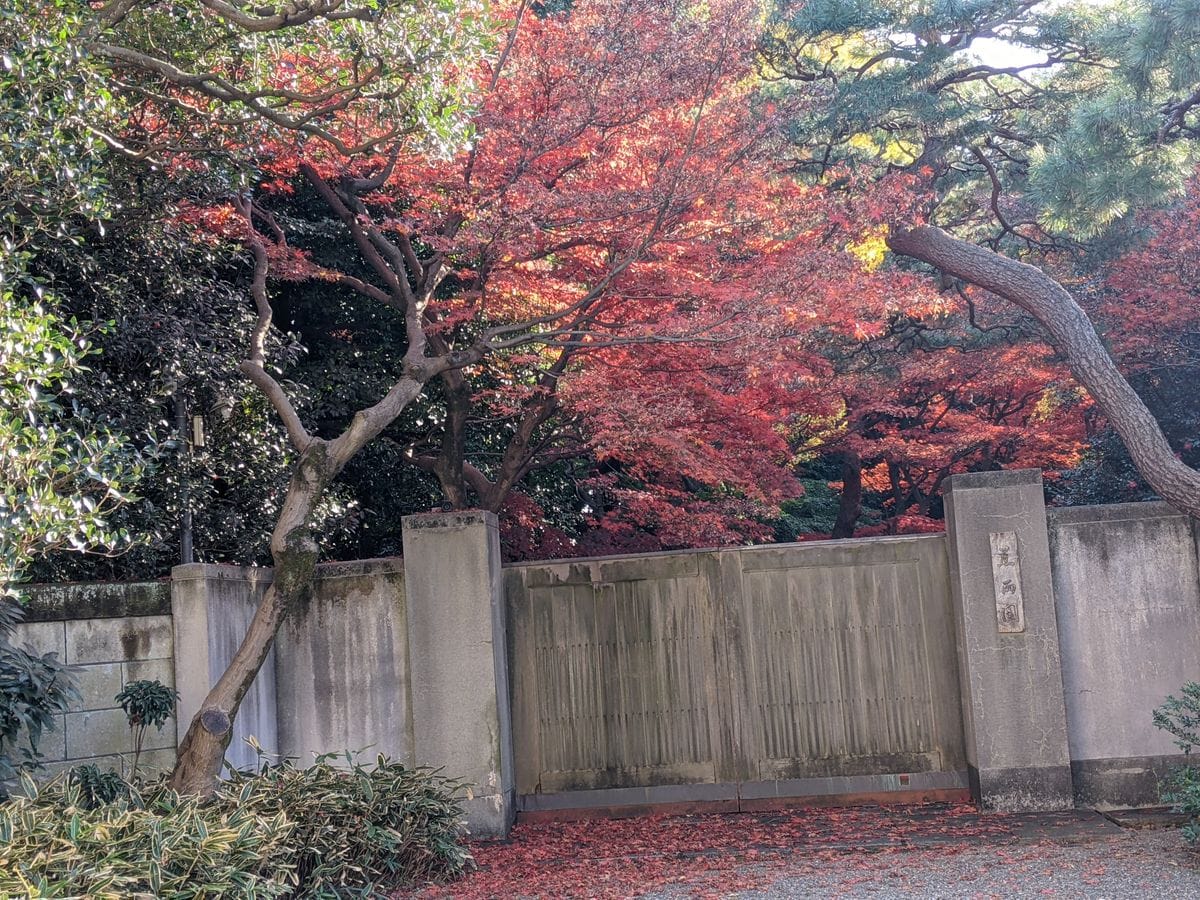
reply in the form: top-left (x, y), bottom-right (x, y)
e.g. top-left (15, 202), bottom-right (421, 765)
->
top-left (845, 224), bottom-right (890, 272)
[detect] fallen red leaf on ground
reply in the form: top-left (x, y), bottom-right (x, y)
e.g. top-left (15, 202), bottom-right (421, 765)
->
top-left (397, 803), bottom-right (1019, 899)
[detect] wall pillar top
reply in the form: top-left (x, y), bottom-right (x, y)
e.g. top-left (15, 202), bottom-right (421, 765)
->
top-left (945, 468), bottom-right (1043, 491)
top-left (402, 510), bottom-right (499, 531)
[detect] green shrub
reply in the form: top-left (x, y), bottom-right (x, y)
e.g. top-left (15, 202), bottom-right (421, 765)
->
top-left (1155, 682), bottom-right (1200, 844)
top-left (0, 598), bottom-right (76, 787)
top-left (67, 762), bottom-right (130, 809)
top-left (0, 751), bottom-right (472, 898)
top-left (226, 750), bottom-right (474, 897)
top-left (114, 678), bottom-right (178, 777)
top-left (0, 774), bottom-right (295, 899)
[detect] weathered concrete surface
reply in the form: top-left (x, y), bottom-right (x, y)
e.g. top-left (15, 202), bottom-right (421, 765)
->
top-left (171, 564), bottom-right (276, 772)
top-left (1049, 501), bottom-right (1200, 807)
top-left (25, 492), bottom-right (1200, 819)
top-left (275, 558), bottom-right (413, 764)
top-left (943, 469), bottom-right (1073, 811)
top-left (10, 582), bottom-right (177, 777)
top-left (517, 770), bottom-right (969, 816)
top-left (74, 661), bottom-right (123, 709)
top-left (402, 511), bottom-right (514, 839)
top-left (505, 534), bottom-right (965, 805)
top-left (19, 581), bottom-right (170, 621)
top-left (1071, 754), bottom-right (1194, 809)
top-left (66, 615), bottom-right (172, 664)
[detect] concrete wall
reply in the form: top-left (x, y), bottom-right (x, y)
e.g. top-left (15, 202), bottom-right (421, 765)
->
top-left (1049, 501), bottom-right (1200, 807)
top-left (18, 491), bottom-right (1200, 825)
top-left (505, 534), bottom-right (967, 814)
top-left (170, 516), bottom-right (512, 838)
top-left (12, 582), bottom-right (176, 777)
top-left (173, 559), bottom-right (414, 772)
top-left (275, 558), bottom-right (412, 764)
top-left (172, 564), bottom-right (277, 773)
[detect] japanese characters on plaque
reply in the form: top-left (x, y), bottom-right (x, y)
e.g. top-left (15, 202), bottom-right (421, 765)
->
top-left (988, 531), bottom-right (1026, 634)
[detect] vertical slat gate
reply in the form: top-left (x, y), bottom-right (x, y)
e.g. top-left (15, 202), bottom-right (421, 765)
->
top-left (505, 536), bottom-right (965, 803)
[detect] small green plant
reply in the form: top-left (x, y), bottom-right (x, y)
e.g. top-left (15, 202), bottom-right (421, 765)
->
top-left (67, 762), bottom-right (131, 809)
top-left (1154, 682), bottom-right (1200, 843)
top-left (113, 679), bottom-right (178, 779)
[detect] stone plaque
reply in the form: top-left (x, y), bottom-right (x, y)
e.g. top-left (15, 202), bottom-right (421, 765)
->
top-left (989, 531), bottom-right (1026, 633)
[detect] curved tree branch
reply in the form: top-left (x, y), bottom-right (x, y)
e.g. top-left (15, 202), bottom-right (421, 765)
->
top-left (233, 196), bottom-right (312, 452)
top-left (888, 225), bottom-right (1200, 516)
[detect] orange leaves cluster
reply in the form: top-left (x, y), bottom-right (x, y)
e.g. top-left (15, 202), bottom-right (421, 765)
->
top-left (1103, 171), bottom-right (1200, 368)
top-left (812, 300), bottom-right (1088, 527)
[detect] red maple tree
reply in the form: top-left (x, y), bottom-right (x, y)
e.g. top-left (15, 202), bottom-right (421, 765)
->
top-left (217, 0), bottom-right (893, 555)
top-left (788, 279), bottom-right (1089, 537)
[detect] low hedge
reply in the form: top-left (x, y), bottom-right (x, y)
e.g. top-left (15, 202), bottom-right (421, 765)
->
top-left (0, 753), bottom-right (472, 899)
top-left (226, 751), bottom-right (473, 897)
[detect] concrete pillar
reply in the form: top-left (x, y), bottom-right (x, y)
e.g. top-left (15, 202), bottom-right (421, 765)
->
top-left (943, 469), bottom-right (1073, 811)
top-left (170, 564), bottom-right (278, 773)
top-left (401, 511), bottom-right (514, 838)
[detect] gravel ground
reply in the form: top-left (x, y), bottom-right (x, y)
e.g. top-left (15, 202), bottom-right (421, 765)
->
top-left (685, 830), bottom-right (1200, 899)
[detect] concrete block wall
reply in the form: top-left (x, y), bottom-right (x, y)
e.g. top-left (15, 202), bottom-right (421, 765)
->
top-left (505, 534), bottom-right (966, 815)
top-left (171, 564), bottom-right (277, 773)
top-left (1048, 501), bottom-right (1200, 807)
top-left (172, 559), bottom-right (416, 774)
top-left (12, 582), bottom-right (177, 777)
top-left (171, 514), bottom-right (513, 837)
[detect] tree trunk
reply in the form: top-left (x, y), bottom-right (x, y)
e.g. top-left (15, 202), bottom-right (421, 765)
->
top-left (888, 225), bottom-right (1200, 518)
top-left (479, 393), bottom-right (560, 513)
top-left (432, 366), bottom-right (472, 509)
top-left (888, 226), bottom-right (1200, 513)
top-left (886, 459), bottom-right (904, 534)
top-left (169, 443), bottom-right (332, 794)
top-left (831, 451), bottom-right (862, 538)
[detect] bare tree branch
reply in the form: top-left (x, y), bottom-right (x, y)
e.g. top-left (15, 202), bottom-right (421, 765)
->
top-left (232, 195), bottom-right (313, 451)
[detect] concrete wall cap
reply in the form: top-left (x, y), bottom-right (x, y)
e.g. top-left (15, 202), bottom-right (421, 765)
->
top-left (314, 557), bottom-right (404, 579)
top-left (169, 563), bottom-right (274, 583)
top-left (945, 468), bottom-right (1043, 492)
top-left (504, 531), bottom-right (944, 570)
top-left (17, 582), bottom-right (170, 622)
top-left (402, 510), bottom-right (499, 530)
top-left (1046, 500), bottom-right (1184, 527)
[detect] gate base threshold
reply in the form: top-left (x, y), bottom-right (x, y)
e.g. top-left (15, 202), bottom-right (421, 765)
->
top-left (517, 771), bottom-right (970, 823)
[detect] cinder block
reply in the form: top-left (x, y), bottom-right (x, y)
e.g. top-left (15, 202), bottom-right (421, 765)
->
top-left (65, 708), bottom-right (131, 760)
top-left (18, 713), bottom-right (67, 766)
top-left (123, 657), bottom-right (175, 691)
top-left (138, 717), bottom-right (177, 752)
top-left (66, 616), bottom-right (172, 664)
top-left (75, 663), bottom-right (123, 710)
top-left (10, 621), bottom-right (66, 660)
top-left (130, 747), bottom-right (177, 778)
